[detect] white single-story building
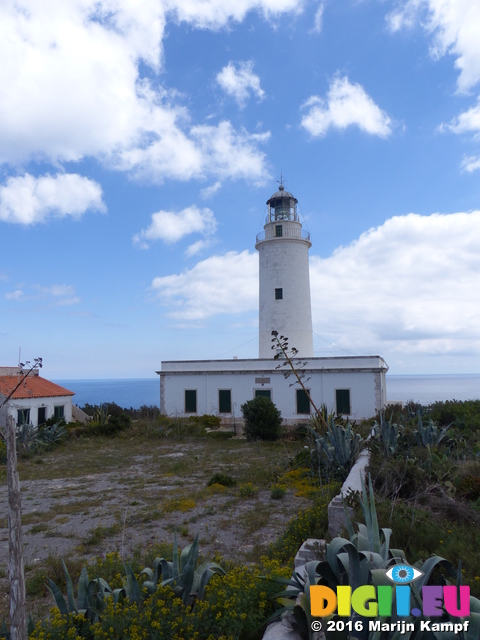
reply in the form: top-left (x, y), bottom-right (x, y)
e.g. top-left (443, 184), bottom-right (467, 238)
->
top-left (0, 367), bottom-right (74, 427)
top-left (159, 355), bottom-right (388, 425)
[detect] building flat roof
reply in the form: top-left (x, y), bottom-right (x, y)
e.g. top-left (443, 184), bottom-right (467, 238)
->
top-left (158, 355), bottom-right (388, 375)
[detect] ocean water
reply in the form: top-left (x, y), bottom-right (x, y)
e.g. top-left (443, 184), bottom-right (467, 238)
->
top-left (386, 374), bottom-right (480, 405)
top-left (54, 374), bottom-right (480, 410)
top-left (53, 378), bottom-right (160, 409)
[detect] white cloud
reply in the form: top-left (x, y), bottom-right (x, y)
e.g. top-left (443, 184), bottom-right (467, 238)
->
top-left (387, 0), bottom-right (480, 93)
top-left (151, 250), bottom-right (258, 320)
top-left (133, 206), bottom-right (217, 249)
top-left (119, 120), bottom-right (271, 184)
top-left (301, 76), bottom-right (392, 138)
top-left (0, 173), bottom-right (105, 225)
top-left (0, 0), bottom-right (289, 184)
top-left (165, 0), bottom-right (303, 29)
top-left (5, 290), bottom-right (24, 300)
top-left (5, 283), bottom-right (80, 305)
top-left (311, 2), bottom-right (325, 34)
top-left (152, 212), bottom-right (480, 358)
top-left (461, 155), bottom-right (480, 172)
top-left (443, 97), bottom-right (480, 135)
top-left (311, 211), bottom-right (480, 356)
top-left (200, 181), bottom-right (223, 199)
top-left (217, 61), bottom-right (265, 107)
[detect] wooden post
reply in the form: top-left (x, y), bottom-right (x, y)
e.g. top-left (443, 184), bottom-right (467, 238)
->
top-left (6, 414), bottom-right (27, 640)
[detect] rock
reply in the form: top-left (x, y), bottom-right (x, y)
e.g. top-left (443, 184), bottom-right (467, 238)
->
top-left (294, 538), bottom-right (325, 569)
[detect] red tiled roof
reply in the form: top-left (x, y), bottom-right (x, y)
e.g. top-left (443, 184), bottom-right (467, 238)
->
top-left (0, 375), bottom-right (74, 400)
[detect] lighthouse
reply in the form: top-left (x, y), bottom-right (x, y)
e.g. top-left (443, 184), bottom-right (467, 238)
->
top-left (255, 183), bottom-right (314, 358)
top-left (159, 183), bottom-right (388, 423)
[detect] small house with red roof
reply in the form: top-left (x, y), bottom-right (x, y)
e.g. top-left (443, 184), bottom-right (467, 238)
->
top-left (0, 367), bottom-right (75, 427)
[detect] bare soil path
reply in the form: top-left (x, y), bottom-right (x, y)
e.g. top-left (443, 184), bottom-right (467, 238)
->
top-left (0, 433), bottom-right (311, 618)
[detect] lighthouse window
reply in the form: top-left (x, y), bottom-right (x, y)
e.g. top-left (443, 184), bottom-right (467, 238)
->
top-left (275, 288), bottom-right (283, 300)
top-left (336, 389), bottom-right (351, 415)
top-left (218, 389), bottom-right (232, 414)
top-left (185, 389), bottom-right (197, 414)
top-left (255, 389), bottom-right (271, 400)
top-left (296, 389), bottom-right (311, 415)
top-left (275, 225), bottom-right (283, 237)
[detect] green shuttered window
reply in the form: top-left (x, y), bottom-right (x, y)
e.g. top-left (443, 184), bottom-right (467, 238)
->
top-left (336, 389), bottom-right (351, 415)
top-left (54, 405), bottom-right (65, 419)
top-left (185, 389), bottom-right (197, 413)
top-left (219, 389), bottom-right (232, 413)
top-left (255, 389), bottom-right (271, 400)
top-left (296, 389), bottom-right (310, 414)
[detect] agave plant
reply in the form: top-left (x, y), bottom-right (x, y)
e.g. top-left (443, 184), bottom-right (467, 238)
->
top-left (140, 531), bottom-right (226, 606)
top-left (266, 476), bottom-right (480, 640)
top-left (372, 413), bottom-right (403, 458)
top-left (307, 416), bottom-right (364, 482)
top-left (414, 416), bottom-right (450, 448)
top-left (46, 532), bottom-right (226, 623)
top-left (38, 420), bottom-right (67, 445)
top-left (16, 423), bottom-right (46, 455)
top-left (46, 560), bottom-right (124, 624)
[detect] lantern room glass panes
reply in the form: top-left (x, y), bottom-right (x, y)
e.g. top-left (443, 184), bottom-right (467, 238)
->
top-left (270, 198), bottom-right (296, 221)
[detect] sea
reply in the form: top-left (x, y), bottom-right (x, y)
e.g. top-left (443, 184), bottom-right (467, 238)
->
top-left (53, 374), bottom-right (480, 410)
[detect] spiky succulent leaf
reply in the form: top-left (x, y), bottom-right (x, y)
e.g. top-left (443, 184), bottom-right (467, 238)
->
top-left (124, 563), bottom-right (141, 603)
top-left (46, 578), bottom-right (68, 616)
top-left (62, 559), bottom-right (76, 613)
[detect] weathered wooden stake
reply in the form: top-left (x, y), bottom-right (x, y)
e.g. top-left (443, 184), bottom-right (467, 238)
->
top-left (6, 414), bottom-right (27, 640)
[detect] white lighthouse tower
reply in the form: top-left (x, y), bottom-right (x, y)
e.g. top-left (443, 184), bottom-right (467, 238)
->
top-left (255, 182), bottom-right (314, 358)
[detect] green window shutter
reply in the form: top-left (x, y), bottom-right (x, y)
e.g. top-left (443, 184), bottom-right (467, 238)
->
top-left (296, 389), bottom-right (310, 414)
top-left (275, 225), bottom-right (283, 237)
top-left (219, 389), bottom-right (232, 413)
top-left (54, 405), bottom-right (65, 419)
top-left (185, 390), bottom-right (197, 413)
top-left (336, 389), bottom-right (351, 415)
top-left (17, 409), bottom-right (30, 425)
top-left (255, 389), bottom-right (271, 399)
top-left (38, 407), bottom-right (46, 424)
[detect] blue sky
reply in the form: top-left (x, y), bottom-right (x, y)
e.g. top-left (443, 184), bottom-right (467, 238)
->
top-left (1, 0), bottom-right (480, 378)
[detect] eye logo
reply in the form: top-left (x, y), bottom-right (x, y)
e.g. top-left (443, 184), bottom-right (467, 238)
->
top-left (386, 564), bottom-right (424, 584)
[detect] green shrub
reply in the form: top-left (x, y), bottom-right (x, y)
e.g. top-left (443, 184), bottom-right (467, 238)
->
top-left (207, 472), bottom-right (237, 487)
top-left (207, 430), bottom-right (233, 439)
top-left (241, 396), bottom-right (282, 441)
top-left (239, 482), bottom-right (258, 497)
top-left (190, 414), bottom-right (222, 429)
top-left (270, 485), bottom-right (286, 500)
top-left (83, 413), bottom-right (131, 437)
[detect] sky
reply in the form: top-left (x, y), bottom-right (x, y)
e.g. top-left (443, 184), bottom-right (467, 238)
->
top-left (1, 0), bottom-right (480, 378)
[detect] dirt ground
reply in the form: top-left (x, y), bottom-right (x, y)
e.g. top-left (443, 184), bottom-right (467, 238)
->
top-left (0, 434), bottom-right (312, 618)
